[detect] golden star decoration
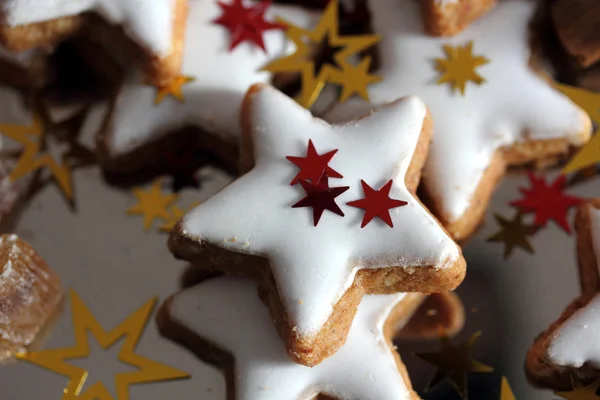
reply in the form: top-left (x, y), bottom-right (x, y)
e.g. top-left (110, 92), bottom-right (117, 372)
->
top-left (435, 41), bottom-right (489, 95)
top-left (487, 212), bottom-right (538, 259)
top-left (556, 378), bottom-right (600, 400)
top-left (555, 84), bottom-right (600, 174)
top-left (159, 202), bottom-right (201, 233)
top-left (127, 180), bottom-right (179, 231)
top-left (500, 376), bottom-right (516, 400)
top-left (148, 75), bottom-right (196, 105)
top-left (263, 0), bottom-right (380, 108)
top-left (417, 331), bottom-right (494, 399)
top-left (16, 290), bottom-right (189, 400)
top-left (0, 104), bottom-right (95, 201)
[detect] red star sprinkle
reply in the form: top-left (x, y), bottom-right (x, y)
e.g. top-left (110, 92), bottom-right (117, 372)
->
top-left (213, 0), bottom-right (285, 52)
top-left (292, 178), bottom-right (349, 226)
top-left (286, 139), bottom-right (343, 186)
top-left (510, 173), bottom-right (583, 233)
top-left (347, 180), bottom-right (408, 228)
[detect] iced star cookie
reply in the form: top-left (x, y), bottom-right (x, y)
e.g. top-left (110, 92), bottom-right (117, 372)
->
top-left (325, 0), bottom-right (592, 241)
top-left (525, 199), bottom-right (600, 389)
top-left (96, 0), bottom-right (319, 173)
top-left (551, 0), bottom-right (600, 68)
top-left (0, 234), bottom-right (63, 363)
top-left (0, 47), bottom-right (50, 89)
top-left (0, 0), bottom-right (188, 85)
top-left (420, 0), bottom-right (497, 36)
top-left (158, 276), bottom-right (423, 400)
top-left (169, 84), bottom-right (465, 366)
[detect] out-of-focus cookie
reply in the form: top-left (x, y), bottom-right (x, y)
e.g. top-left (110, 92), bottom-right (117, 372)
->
top-left (325, 0), bottom-right (592, 241)
top-left (551, 0), bottom-right (600, 68)
top-left (0, 234), bottom-right (63, 363)
top-left (396, 292), bottom-right (465, 340)
top-left (0, 47), bottom-right (51, 89)
top-left (420, 0), bottom-right (497, 37)
top-left (96, 0), bottom-right (319, 173)
top-left (158, 276), bottom-right (423, 400)
top-left (0, 0), bottom-right (188, 85)
top-left (525, 199), bottom-right (600, 389)
top-left (169, 84), bottom-right (465, 366)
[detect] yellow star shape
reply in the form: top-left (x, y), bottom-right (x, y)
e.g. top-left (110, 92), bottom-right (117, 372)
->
top-left (556, 378), bottom-right (600, 400)
top-left (555, 84), bottom-right (600, 174)
top-left (332, 56), bottom-right (382, 103)
top-left (487, 212), bottom-right (538, 259)
top-left (16, 290), bottom-right (189, 400)
top-left (148, 75), bottom-right (196, 105)
top-left (0, 115), bottom-right (73, 199)
top-left (435, 41), bottom-right (489, 95)
top-left (159, 202), bottom-right (201, 233)
top-left (127, 180), bottom-right (179, 231)
top-left (417, 331), bottom-right (494, 399)
top-left (263, 0), bottom-right (380, 108)
top-left (500, 376), bottom-right (516, 400)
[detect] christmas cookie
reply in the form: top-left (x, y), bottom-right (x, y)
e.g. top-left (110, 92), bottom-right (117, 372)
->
top-left (525, 198), bottom-right (600, 389)
top-left (96, 0), bottom-right (319, 173)
top-left (396, 291), bottom-right (465, 341)
top-left (551, 0), bottom-right (600, 68)
top-left (169, 84), bottom-right (465, 366)
top-left (325, 0), bottom-right (592, 241)
top-left (158, 276), bottom-right (423, 400)
top-left (420, 0), bottom-right (497, 37)
top-left (0, 47), bottom-right (50, 89)
top-left (0, 234), bottom-right (63, 363)
top-left (0, 0), bottom-right (188, 85)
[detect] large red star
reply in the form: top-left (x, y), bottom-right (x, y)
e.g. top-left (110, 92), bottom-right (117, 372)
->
top-left (292, 178), bottom-right (349, 226)
top-left (347, 180), bottom-right (408, 228)
top-left (511, 173), bottom-right (583, 233)
top-left (213, 0), bottom-right (285, 52)
top-left (286, 139), bottom-right (343, 186)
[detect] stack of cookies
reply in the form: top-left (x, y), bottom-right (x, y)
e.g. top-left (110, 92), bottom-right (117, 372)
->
top-left (0, 0), bottom-right (598, 398)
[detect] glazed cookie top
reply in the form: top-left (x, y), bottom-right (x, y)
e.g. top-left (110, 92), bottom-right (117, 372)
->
top-left (181, 85), bottom-right (460, 337)
top-left (170, 277), bottom-right (414, 400)
top-left (325, 0), bottom-right (590, 224)
top-left (106, 0), bottom-right (318, 157)
top-left (547, 207), bottom-right (600, 368)
top-left (1, 0), bottom-right (177, 55)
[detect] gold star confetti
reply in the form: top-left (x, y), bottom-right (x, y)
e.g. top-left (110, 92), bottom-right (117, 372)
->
top-left (500, 376), bottom-right (516, 400)
top-left (16, 290), bottom-right (189, 399)
top-left (127, 180), bottom-right (178, 231)
top-left (149, 75), bottom-right (196, 105)
top-left (556, 378), bottom-right (600, 400)
top-left (263, 0), bottom-right (380, 108)
top-left (435, 41), bottom-right (489, 95)
top-left (159, 202), bottom-right (201, 233)
top-left (417, 331), bottom-right (493, 399)
top-left (487, 212), bottom-right (538, 259)
top-left (555, 84), bottom-right (600, 174)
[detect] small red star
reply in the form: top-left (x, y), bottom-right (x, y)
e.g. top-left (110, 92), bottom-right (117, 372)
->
top-left (511, 173), bottom-right (583, 233)
top-left (292, 178), bottom-right (349, 226)
top-left (347, 180), bottom-right (408, 228)
top-left (213, 0), bottom-right (285, 52)
top-left (286, 139), bottom-right (343, 186)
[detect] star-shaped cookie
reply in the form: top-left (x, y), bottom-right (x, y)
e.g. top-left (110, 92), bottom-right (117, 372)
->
top-left (97, 0), bottom-right (319, 173)
top-left (160, 276), bottom-right (422, 400)
top-left (169, 84), bottom-right (464, 366)
top-left (0, 0), bottom-right (188, 84)
top-left (526, 199), bottom-right (600, 390)
top-left (325, 0), bottom-right (592, 240)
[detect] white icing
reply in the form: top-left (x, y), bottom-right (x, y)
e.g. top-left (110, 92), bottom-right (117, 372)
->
top-left (106, 0), bottom-right (319, 157)
top-left (1, 0), bottom-right (177, 55)
top-left (181, 86), bottom-right (460, 336)
top-left (324, 0), bottom-right (590, 223)
top-left (547, 208), bottom-right (600, 367)
top-left (170, 277), bottom-right (413, 400)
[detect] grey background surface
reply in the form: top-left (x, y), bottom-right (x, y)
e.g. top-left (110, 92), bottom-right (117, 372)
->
top-left (0, 162), bottom-right (598, 399)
